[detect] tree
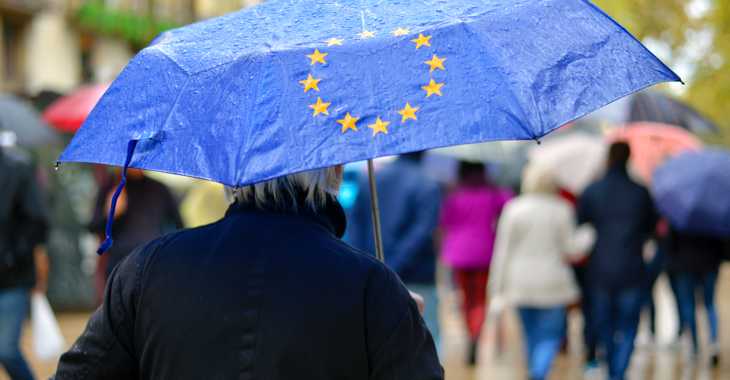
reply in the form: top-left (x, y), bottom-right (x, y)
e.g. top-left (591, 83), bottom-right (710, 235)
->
top-left (592, 0), bottom-right (730, 147)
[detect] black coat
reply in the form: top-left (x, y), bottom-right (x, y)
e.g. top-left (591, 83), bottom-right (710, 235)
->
top-left (53, 197), bottom-right (442, 380)
top-left (579, 166), bottom-right (657, 290)
top-left (0, 151), bottom-right (49, 291)
top-left (666, 228), bottom-right (724, 274)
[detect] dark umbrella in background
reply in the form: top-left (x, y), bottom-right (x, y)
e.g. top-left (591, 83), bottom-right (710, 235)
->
top-left (629, 91), bottom-right (717, 134)
top-left (0, 93), bottom-right (59, 147)
top-left (581, 88), bottom-right (717, 134)
top-left (653, 149), bottom-right (730, 238)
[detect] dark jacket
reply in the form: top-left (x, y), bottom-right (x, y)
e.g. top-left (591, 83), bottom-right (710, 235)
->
top-left (349, 157), bottom-right (441, 284)
top-left (579, 166), bottom-right (657, 290)
top-left (54, 196), bottom-right (442, 380)
top-left (666, 228), bottom-right (724, 274)
top-left (89, 175), bottom-right (183, 275)
top-left (0, 151), bottom-right (49, 291)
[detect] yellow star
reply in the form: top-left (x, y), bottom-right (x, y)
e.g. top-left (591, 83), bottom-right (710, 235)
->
top-left (299, 74), bottom-right (322, 92)
top-left (324, 38), bottom-right (343, 47)
top-left (357, 30), bottom-right (376, 39)
top-left (390, 27), bottom-right (411, 37)
top-left (410, 33), bottom-right (432, 49)
top-left (424, 54), bottom-right (446, 72)
top-left (396, 103), bottom-right (420, 122)
top-left (337, 112), bottom-right (360, 133)
top-left (421, 79), bottom-right (444, 97)
top-left (368, 117), bottom-right (390, 136)
top-left (308, 97), bottom-right (331, 117)
top-left (306, 49), bottom-right (327, 65)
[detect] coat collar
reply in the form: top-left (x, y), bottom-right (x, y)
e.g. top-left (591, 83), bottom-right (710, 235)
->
top-left (224, 194), bottom-right (347, 239)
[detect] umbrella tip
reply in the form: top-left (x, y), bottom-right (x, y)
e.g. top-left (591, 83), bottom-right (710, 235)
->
top-left (534, 136), bottom-right (541, 145)
top-left (54, 162), bottom-right (60, 171)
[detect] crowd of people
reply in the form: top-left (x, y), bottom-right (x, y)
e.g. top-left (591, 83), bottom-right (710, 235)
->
top-left (1, 135), bottom-right (727, 380)
top-left (346, 142), bottom-right (728, 380)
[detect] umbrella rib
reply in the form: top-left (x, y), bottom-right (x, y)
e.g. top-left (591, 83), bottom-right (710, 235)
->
top-left (235, 50), bottom-right (272, 187)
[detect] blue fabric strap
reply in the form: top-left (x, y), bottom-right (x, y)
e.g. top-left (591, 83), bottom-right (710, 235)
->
top-left (97, 139), bottom-right (139, 254)
top-left (96, 131), bottom-right (165, 255)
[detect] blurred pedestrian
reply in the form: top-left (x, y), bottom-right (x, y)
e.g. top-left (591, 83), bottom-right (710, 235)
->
top-left (439, 161), bottom-right (513, 364)
top-left (488, 165), bottom-right (594, 380)
top-left (89, 168), bottom-right (183, 280)
top-left (667, 228), bottom-right (725, 364)
top-left (53, 166), bottom-right (443, 379)
top-left (350, 152), bottom-right (443, 352)
top-left (578, 142), bottom-right (657, 380)
top-left (0, 149), bottom-right (50, 380)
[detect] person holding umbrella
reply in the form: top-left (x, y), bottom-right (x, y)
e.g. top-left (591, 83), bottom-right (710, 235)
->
top-left (48, 0), bottom-right (681, 377)
top-left (653, 149), bottom-right (730, 365)
top-left (53, 166), bottom-right (443, 379)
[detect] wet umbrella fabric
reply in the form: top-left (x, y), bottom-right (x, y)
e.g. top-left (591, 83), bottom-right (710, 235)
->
top-left (0, 94), bottom-right (59, 148)
top-left (653, 150), bottom-right (730, 239)
top-left (42, 83), bottom-right (110, 133)
top-left (58, 0), bottom-right (679, 188)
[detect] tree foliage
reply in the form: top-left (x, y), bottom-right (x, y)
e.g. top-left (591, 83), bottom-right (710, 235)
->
top-left (592, 0), bottom-right (730, 146)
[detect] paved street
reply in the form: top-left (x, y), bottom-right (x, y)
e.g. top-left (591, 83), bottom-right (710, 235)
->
top-left (4, 264), bottom-right (730, 380)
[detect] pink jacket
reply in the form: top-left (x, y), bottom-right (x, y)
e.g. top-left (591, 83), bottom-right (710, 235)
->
top-left (439, 185), bottom-right (513, 270)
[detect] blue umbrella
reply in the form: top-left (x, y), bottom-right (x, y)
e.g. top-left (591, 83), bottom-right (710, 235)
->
top-left (653, 150), bottom-right (730, 239)
top-left (57, 0), bottom-right (680, 254)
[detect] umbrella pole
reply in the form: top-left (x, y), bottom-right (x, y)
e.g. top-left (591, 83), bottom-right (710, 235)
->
top-left (367, 159), bottom-right (385, 262)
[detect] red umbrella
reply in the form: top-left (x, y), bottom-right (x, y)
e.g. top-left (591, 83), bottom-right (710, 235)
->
top-left (42, 83), bottom-right (110, 133)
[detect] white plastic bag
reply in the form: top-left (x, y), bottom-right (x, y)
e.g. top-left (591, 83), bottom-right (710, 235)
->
top-left (31, 292), bottom-right (67, 361)
top-left (482, 294), bottom-right (507, 362)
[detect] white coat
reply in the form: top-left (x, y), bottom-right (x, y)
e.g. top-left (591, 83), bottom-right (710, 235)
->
top-left (487, 193), bottom-right (595, 308)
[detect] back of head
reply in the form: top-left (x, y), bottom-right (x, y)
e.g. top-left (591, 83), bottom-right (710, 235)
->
top-left (458, 161), bottom-right (487, 186)
top-left (520, 164), bottom-right (556, 195)
top-left (608, 141), bottom-right (630, 169)
top-left (224, 167), bottom-right (341, 210)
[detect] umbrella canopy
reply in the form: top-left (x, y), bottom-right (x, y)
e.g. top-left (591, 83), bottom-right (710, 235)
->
top-left (526, 132), bottom-right (606, 195)
top-left (653, 150), bottom-right (730, 238)
top-left (581, 89), bottom-right (716, 134)
top-left (608, 122), bottom-right (702, 184)
top-left (0, 93), bottom-right (59, 147)
top-left (58, 0), bottom-right (679, 187)
top-left (42, 83), bottom-right (111, 133)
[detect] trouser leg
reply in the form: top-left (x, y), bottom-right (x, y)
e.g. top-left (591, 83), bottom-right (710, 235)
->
top-left (528, 307), bottom-right (567, 380)
top-left (0, 288), bottom-right (34, 380)
top-left (674, 273), bottom-right (698, 350)
top-left (611, 286), bottom-right (644, 380)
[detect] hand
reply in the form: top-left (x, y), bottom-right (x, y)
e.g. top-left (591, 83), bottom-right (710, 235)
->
top-left (409, 291), bottom-right (424, 315)
top-left (33, 246), bottom-right (49, 293)
top-left (104, 187), bottom-right (128, 219)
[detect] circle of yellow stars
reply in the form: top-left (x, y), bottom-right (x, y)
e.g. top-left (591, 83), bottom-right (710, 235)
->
top-left (298, 27), bottom-right (445, 137)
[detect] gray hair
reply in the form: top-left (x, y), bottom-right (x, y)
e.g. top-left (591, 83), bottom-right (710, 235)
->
top-left (224, 167), bottom-right (341, 209)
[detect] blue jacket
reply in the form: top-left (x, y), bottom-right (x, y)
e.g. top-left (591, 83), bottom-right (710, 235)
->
top-left (579, 166), bottom-right (657, 290)
top-left (53, 196), bottom-right (442, 380)
top-left (349, 157), bottom-right (442, 284)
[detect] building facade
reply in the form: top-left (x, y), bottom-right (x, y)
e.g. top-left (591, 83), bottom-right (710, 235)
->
top-left (0, 0), bottom-right (261, 96)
